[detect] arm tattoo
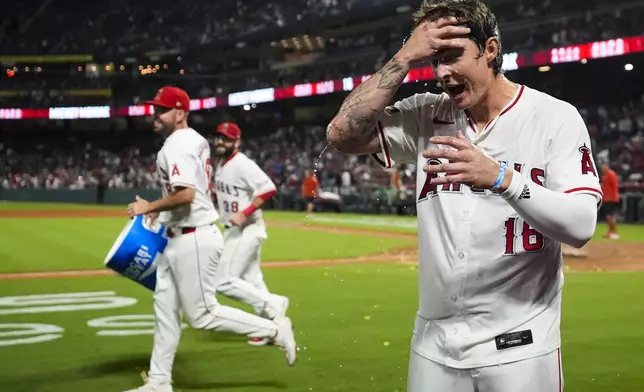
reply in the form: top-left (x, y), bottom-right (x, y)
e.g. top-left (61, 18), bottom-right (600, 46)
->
top-left (333, 56), bottom-right (408, 145)
top-left (376, 57), bottom-right (408, 90)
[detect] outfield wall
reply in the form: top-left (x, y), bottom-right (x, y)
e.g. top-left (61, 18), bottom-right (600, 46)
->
top-left (2, 187), bottom-right (643, 222)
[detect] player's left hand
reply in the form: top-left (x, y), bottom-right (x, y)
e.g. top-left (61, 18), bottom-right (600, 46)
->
top-left (127, 195), bottom-right (152, 218)
top-left (229, 211), bottom-right (248, 227)
top-left (422, 131), bottom-right (512, 190)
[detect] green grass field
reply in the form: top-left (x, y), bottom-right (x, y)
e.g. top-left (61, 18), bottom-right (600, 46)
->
top-left (0, 202), bottom-right (643, 392)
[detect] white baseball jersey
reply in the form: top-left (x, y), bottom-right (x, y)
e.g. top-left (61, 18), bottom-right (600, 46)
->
top-left (371, 85), bottom-right (601, 368)
top-left (214, 152), bottom-right (276, 227)
top-left (156, 127), bottom-right (218, 228)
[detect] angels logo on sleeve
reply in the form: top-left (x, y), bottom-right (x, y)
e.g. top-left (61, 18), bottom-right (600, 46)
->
top-left (171, 163), bottom-right (180, 177)
top-left (578, 144), bottom-right (598, 177)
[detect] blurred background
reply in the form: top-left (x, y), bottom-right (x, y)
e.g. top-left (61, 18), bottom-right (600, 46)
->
top-left (1, 0), bottom-right (643, 220)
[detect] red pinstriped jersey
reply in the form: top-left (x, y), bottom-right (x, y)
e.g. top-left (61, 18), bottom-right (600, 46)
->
top-left (371, 85), bottom-right (601, 368)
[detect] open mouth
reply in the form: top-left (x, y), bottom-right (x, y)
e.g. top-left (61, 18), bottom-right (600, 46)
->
top-left (446, 84), bottom-right (466, 96)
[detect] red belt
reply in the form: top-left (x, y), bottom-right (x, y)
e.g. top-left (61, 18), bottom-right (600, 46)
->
top-left (167, 227), bottom-right (197, 238)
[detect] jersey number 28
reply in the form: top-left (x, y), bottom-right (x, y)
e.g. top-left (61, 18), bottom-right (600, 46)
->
top-left (504, 218), bottom-right (544, 255)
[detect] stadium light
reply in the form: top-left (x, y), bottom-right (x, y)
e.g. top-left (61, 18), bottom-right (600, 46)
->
top-left (538, 66), bottom-right (551, 72)
top-left (179, 69), bottom-right (185, 75)
top-left (243, 104), bottom-right (251, 111)
top-left (625, 63), bottom-right (634, 71)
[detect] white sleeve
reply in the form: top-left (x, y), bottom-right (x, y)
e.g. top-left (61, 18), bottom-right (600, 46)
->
top-left (370, 93), bottom-right (438, 168)
top-left (501, 175), bottom-right (597, 249)
top-left (545, 105), bottom-right (603, 204)
top-left (499, 104), bottom-right (602, 249)
top-left (242, 159), bottom-right (276, 196)
top-left (163, 148), bottom-right (199, 189)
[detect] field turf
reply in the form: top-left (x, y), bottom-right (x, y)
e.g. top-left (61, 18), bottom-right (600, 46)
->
top-left (0, 202), bottom-right (643, 392)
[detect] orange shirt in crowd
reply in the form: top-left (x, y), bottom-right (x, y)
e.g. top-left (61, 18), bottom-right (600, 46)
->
top-left (601, 168), bottom-right (620, 202)
top-left (302, 175), bottom-right (319, 198)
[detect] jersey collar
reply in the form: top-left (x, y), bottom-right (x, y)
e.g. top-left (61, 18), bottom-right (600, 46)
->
top-left (465, 84), bottom-right (525, 139)
top-left (221, 151), bottom-right (239, 167)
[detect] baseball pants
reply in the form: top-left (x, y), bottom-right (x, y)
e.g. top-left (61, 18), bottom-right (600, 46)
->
top-left (407, 348), bottom-right (563, 392)
top-left (214, 221), bottom-right (278, 317)
top-left (148, 225), bottom-right (278, 383)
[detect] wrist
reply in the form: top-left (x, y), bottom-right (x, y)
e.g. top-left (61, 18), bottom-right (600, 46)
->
top-left (392, 52), bottom-right (414, 70)
top-left (242, 205), bottom-right (257, 217)
top-left (498, 168), bottom-right (513, 193)
top-left (491, 161), bottom-right (509, 192)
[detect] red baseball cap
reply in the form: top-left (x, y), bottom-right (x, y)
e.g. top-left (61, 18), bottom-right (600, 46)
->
top-left (144, 86), bottom-right (190, 111)
top-left (216, 122), bottom-right (241, 140)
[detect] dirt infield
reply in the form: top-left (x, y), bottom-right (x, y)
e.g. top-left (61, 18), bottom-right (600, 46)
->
top-left (0, 208), bottom-right (642, 280)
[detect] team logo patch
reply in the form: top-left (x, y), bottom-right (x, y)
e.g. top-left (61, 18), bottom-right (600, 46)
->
top-left (495, 330), bottom-right (533, 350)
top-left (171, 164), bottom-right (180, 176)
top-left (578, 144), bottom-right (598, 177)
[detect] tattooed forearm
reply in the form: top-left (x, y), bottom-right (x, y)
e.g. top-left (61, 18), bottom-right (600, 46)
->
top-left (328, 55), bottom-right (410, 153)
top-left (376, 57), bottom-right (408, 90)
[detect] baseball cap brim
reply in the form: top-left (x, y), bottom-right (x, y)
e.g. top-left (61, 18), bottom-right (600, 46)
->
top-left (143, 100), bottom-right (180, 109)
top-left (216, 129), bottom-right (239, 140)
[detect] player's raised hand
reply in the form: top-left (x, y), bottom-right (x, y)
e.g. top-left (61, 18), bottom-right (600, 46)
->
top-left (397, 17), bottom-right (471, 66)
top-left (422, 131), bottom-right (513, 191)
top-left (127, 195), bottom-right (152, 218)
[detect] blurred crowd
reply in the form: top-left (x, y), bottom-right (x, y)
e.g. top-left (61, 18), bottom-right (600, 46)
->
top-left (2, 0), bottom-right (643, 108)
top-left (2, 96), bottom-right (644, 193)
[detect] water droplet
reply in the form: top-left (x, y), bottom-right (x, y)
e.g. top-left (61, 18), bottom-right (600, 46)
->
top-left (340, 365), bottom-right (343, 368)
top-left (331, 312), bottom-right (334, 316)
top-left (383, 341), bottom-right (390, 347)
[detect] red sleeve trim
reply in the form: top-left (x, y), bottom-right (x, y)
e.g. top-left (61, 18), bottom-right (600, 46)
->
top-left (242, 205), bottom-right (257, 217)
top-left (258, 189), bottom-right (276, 201)
top-left (564, 187), bottom-right (603, 197)
top-left (376, 121), bottom-right (392, 168)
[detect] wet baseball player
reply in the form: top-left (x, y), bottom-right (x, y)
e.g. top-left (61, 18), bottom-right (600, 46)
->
top-left (212, 122), bottom-right (291, 346)
top-left (125, 87), bottom-right (296, 392)
top-left (327, 1), bottom-right (601, 391)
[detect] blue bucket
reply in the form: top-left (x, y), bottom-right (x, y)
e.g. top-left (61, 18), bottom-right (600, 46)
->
top-left (104, 216), bottom-right (168, 291)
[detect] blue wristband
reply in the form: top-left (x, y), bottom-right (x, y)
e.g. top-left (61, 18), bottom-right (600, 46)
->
top-left (493, 162), bottom-right (508, 190)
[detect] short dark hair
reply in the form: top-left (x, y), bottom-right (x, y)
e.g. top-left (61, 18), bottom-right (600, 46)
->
top-left (412, 0), bottom-right (503, 75)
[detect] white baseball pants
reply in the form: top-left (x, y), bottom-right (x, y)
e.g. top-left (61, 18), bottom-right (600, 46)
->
top-left (148, 225), bottom-right (278, 383)
top-left (214, 222), bottom-right (280, 318)
top-left (407, 348), bottom-right (563, 392)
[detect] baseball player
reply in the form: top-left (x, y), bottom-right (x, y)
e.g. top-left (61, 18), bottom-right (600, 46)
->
top-left (327, 1), bottom-right (601, 391)
top-left (211, 122), bottom-right (290, 346)
top-left (599, 159), bottom-right (620, 239)
top-left (125, 87), bottom-right (296, 392)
